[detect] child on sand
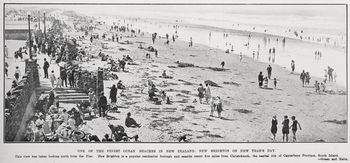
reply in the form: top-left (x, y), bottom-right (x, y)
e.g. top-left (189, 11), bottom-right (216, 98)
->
top-left (271, 115), bottom-right (278, 141)
top-left (282, 115), bottom-right (290, 142)
top-left (290, 116), bottom-right (302, 142)
top-left (56, 77), bottom-right (62, 88)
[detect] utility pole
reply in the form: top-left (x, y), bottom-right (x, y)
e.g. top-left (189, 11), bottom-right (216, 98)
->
top-left (28, 14), bottom-right (32, 60)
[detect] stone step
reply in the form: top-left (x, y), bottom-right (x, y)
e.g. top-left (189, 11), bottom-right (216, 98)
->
top-left (58, 95), bottom-right (89, 99)
top-left (58, 99), bottom-right (89, 104)
top-left (57, 92), bottom-right (88, 96)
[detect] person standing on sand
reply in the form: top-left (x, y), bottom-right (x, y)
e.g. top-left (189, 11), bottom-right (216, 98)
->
top-left (109, 84), bottom-right (118, 104)
top-left (305, 72), bottom-right (311, 86)
top-left (274, 78), bottom-right (277, 89)
top-left (205, 84), bottom-right (211, 104)
top-left (221, 61), bottom-right (225, 70)
top-left (43, 58), bottom-right (50, 78)
top-left (258, 72), bottom-right (264, 88)
top-left (300, 70), bottom-right (306, 87)
top-left (328, 66), bottom-right (334, 82)
top-left (14, 66), bottom-right (21, 81)
top-left (49, 71), bottom-right (56, 88)
top-left (252, 51), bottom-right (255, 59)
top-left (240, 53), bottom-right (243, 62)
top-left (98, 92), bottom-right (107, 117)
top-left (290, 116), bottom-right (302, 142)
top-left (271, 115), bottom-right (278, 141)
top-left (282, 115), bottom-right (290, 142)
top-left (209, 97), bottom-right (216, 117)
top-left (291, 60), bottom-right (295, 73)
top-left (314, 81), bottom-right (320, 93)
top-left (197, 84), bottom-right (205, 104)
top-left (189, 37), bottom-right (193, 47)
top-left (215, 96), bottom-right (223, 118)
top-left (267, 65), bottom-right (272, 79)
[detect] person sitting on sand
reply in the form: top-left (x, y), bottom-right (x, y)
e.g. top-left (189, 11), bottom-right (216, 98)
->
top-left (290, 116), bottom-right (302, 142)
top-left (125, 112), bottom-right (141, 128)
top-left (197, 84), bottom-right (205, 104)
top-left (321, 82), bottom-right (326, 92)
top-left (160, 91), bottom-right (167, 101)
top-left (258, 72), bottom-right (264, 88)
top-left (282, 115), bottom-right (290, 142)
top-left (215, 96), bottom-right (223, 118)
top-left (263, 76), bottom-right (269, 88)
top-left (148, 84), bottom-right (158, 101)
top-left (271, 115), bottom-right (278, 141)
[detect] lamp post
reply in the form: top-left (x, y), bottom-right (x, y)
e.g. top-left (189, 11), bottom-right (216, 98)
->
top-left (38, 13), bottom-right (40, 30)
top-left (44, 12), bottom-right (46, 41)
top-left (28, 12), bottom-right (32, 60)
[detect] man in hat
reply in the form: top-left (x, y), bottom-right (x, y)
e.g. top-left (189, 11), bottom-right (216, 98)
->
top-left (98, 92), bottom-right (108, 117)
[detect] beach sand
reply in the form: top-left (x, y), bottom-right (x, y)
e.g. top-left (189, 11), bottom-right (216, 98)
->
top-left (67, 22), bottom-right (347, 142)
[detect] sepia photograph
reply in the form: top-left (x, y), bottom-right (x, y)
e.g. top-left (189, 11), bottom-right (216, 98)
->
top-left (3, 4), bottom-right (347, 143)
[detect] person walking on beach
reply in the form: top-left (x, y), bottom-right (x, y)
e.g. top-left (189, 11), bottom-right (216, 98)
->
top-left (271, 115), bottom-right (278, 141)
top-left (291, 60), bottom-right (295, 73)
top-left (98, 92), bottom-right (107, 117)
top-left (328, 66), bottom-right (334, 82)
top-left (290, 116), bottom-right (302, 142)
top-left (14, 66), bottom-right (21, 81)
top-left (215, 96), bottom-right (223, 118)
top-left (49, 70), bottom-right (56, 88)
top-left (300, 70), bottom-right (306, 87)
top-left (197, 84), bottom-right (205, 104)
top-left (258, 72), bottom-right (264, 88)
top-left (220, 61), bottom-right (225, 70)
top-left (43, 58), bottom-right (50, 78)
top-left (267, 65), bottom-right (272, 79)
top-left (109, 84), bottom-right (118, 104)
top-left (205, 84), bottom-right (211, 104)
top-left (305, 72), bottom-right (311, 86)
top-left (189, 37), bottom-right (193, 47)
top-left (282, 115), bottom-right (290, 142)
top-left (209, 97), bottom-right (216, 117)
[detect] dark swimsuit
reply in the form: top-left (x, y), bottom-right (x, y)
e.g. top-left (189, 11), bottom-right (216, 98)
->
top-left (271, 119), bottom-right (277, 134)
top-left (282, 119), bottom-right (289, 134)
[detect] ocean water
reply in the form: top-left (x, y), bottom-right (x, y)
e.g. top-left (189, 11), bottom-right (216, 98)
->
top-left (93, 5), bottom-right (346, 86)
top-left (22, 5), bottom-right (346, 86)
